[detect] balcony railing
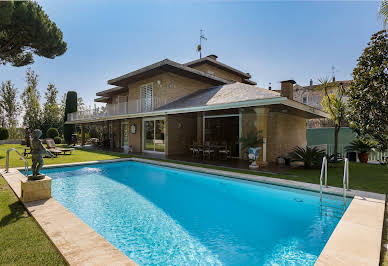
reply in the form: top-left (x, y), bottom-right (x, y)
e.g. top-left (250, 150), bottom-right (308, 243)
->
top-left (67, 97), bottom-right (167, 122)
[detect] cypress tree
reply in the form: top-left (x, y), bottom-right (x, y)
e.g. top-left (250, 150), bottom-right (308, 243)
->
top-left (63, 91), bottom-right (77, 144)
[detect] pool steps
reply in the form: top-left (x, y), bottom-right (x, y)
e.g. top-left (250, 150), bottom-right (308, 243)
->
top-left (319, 156), bottom-right (349, 217)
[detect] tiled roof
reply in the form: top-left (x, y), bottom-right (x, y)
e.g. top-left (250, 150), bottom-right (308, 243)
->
top-left (184, 55), bottom-right (251, 79)
top-left (107, 59), bottom-right (230, 88)
top-left (157, 82), bottom-right (281, 110)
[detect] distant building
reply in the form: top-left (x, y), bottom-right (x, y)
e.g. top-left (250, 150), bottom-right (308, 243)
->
top-left (293, 79), bottom-right (352, 128)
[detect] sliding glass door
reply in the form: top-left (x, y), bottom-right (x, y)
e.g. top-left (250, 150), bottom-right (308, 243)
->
top-left (143, 117), bottom-right (165, 153)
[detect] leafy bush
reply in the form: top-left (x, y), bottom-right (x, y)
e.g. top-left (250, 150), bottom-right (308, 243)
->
top-left (54, 136), bottom-right (62, 144)
top-left (239, 131), bottom-right (263, 151)
top-left (289, 146), bottom-right (325, 169)
top-left (345, 138), bottom-right (375, 154)
top-left (46, 128), bottom-right (59, 139)
top-left (0, 128), bottom-right (9, 140)
top-left (89, 127), bottom-right (98, 138)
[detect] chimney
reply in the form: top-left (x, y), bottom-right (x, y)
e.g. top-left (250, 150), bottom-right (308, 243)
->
top-left (207, 54), bottom-right (218, 60)
top-left (309, 79), bottom-right (313, 89)
top-left (332, 76), bottom-right (336, 82)
top-left (280, 80), bottom-right (296, 100)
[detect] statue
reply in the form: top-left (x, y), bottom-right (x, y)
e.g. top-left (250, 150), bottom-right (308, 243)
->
top-left (30, 129), bottom-right (54, 180)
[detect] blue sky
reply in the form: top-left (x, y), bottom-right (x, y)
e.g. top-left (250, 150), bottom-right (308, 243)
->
top-left (0, 0), bottom-right (383, 107)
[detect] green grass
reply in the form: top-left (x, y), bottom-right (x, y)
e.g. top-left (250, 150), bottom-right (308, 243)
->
top-left (0, 177), bottom-right (66, 265)
top-left (0, 144), bottom-right (131, 169)
top-left (282, 162), bottom-right (388, 194)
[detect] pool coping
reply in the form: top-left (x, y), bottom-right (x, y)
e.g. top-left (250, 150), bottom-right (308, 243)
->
top-left (3, 157), bottom-right (386, 265)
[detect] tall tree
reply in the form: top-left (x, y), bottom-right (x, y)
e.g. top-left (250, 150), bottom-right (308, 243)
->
top-left (0, 1), bottom-right (67, 67)
top-left (77, 96), bottom-right (85, 111)
top-left (64, 91), bottom-right (77, 144)
top-left (379, 0), bottom-right (388, 28)
top-left (320, 78), bottom-right (347, 162)
top-left (41, 83), bottom-right (61, 136)
top-left (347, 30), bottom-right (388, 151)
top-left (21, 68), bottom-right (41, 131)
top-left (0, 80), bottom-right (20, 128)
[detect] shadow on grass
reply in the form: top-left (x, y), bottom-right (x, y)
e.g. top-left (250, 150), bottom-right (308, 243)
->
top-left (0, 201), bottom-right (29, 227)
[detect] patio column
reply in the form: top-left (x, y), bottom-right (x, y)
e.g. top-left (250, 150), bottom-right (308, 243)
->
top-left (254, 107), bottom-right (268, 165)
top-left (196, 112), bottom-right (203, 144)
top-left (81, 124), bottom-right (85, 146)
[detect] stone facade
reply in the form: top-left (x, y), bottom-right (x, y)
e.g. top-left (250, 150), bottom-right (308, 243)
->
top-left (190, 63), bottom-right (244, 83)
top-left (110, 72), bottom-right (214, 108)
top-left (240, 107), bottom-right (307, 162)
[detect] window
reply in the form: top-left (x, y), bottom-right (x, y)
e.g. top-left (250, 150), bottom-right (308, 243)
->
top-left (312, 95), bottom-right (319, 104)
top-left (140, 83), bottom-right (153, 112)
top-left (302, 96), bottom-right (308, 104)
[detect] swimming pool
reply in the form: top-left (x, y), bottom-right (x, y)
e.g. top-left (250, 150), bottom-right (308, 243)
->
top-left (43, 161), bottom-right (351, 265)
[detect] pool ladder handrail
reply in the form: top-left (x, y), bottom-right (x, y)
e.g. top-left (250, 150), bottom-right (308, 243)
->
top-left (6, 148), bottom-right (29, 177)
top-left (319, 156), bottom-right (349, 213)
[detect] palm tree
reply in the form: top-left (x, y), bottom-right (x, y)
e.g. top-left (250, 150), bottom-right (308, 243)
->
top-left (318, 78), bottom-right (347, 162)
top-left (379, 0), bottom-right (388, 28)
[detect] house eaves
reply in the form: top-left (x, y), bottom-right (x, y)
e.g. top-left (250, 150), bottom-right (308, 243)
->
top-left (184, 56), bottom-right (252, 79)
top-left (66, 96), bottom-right (329, 124)
top-left (106, 59), bottom-right (231, 89)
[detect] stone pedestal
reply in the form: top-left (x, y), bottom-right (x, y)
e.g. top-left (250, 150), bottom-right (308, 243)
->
top-left (21, 176), bottom-right (51, 203)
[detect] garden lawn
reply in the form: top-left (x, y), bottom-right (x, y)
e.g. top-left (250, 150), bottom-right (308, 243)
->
top-left (281, 162), bottom-right (388, 194)
top-left (0, 176), bottom-right (66, 265)
top-left (0, 144), bottom-right (131, 169)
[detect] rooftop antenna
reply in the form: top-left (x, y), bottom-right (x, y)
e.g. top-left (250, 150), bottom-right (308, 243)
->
top-left (197, 29), bottom-right (207, 59)
top-left (331, 65), bottom-right (339, 82)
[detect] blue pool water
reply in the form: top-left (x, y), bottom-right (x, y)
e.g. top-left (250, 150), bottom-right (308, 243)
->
top-left (43, 161), bottom-right (351, 265)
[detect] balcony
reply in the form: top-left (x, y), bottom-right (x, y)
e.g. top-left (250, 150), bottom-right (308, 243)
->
top-left (67, 97), bottom-right (167, 122)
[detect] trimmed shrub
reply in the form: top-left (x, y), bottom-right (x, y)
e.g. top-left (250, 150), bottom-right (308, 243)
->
top-left (89, 127), bottom-right (98, 138)
top-left (46, 128), bottom-right (59, 139)
top-left (54, 136), bottom-right (62, 144)
top-left (64, 91), bottom-right (77, 144)
top-left (0, 128), bottom-right (9, 140)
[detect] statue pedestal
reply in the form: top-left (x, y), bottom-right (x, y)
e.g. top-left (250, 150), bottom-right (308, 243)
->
top-left (21, 176), bottom-right (51, 203)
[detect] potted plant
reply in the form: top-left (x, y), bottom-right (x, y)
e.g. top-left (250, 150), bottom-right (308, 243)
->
top-left (345, 138), bottom-right (375, 163)
top-left (239, 131), bottom-right (263, 169)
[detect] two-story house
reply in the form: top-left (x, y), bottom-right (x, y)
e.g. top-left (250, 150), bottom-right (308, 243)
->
top-left (66, 55), bottom-right (328, 163)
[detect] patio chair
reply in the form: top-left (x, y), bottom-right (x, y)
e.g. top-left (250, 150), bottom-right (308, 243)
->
top-left (218, 144), bottom-right (231, 160)
top-left (192, 143), bottom-right (203, 159)
top-left (203, 144), bottom-right (215, 160)
top-left (46, 138), bottom-right (74, 155)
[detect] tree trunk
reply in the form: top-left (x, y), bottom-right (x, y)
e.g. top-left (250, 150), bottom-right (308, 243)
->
top-left (334, 125), bottom-right (340, 162)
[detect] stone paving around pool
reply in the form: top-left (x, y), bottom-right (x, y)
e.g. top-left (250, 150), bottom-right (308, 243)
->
top-left (1, 158), bottom-right (385, 265)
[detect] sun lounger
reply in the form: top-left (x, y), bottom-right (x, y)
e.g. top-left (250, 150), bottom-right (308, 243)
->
top-left (46, 138), bottom-right (74, 155)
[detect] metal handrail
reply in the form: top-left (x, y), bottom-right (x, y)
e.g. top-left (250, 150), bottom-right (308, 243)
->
top-left (319, 156), bottom-right (327, 203)
top-left (320, 156), bottom-right (349, 213)
top-left (6, 148), bottom-right (29, 177)
top-left (343, 158), bottom-right (350, 209)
